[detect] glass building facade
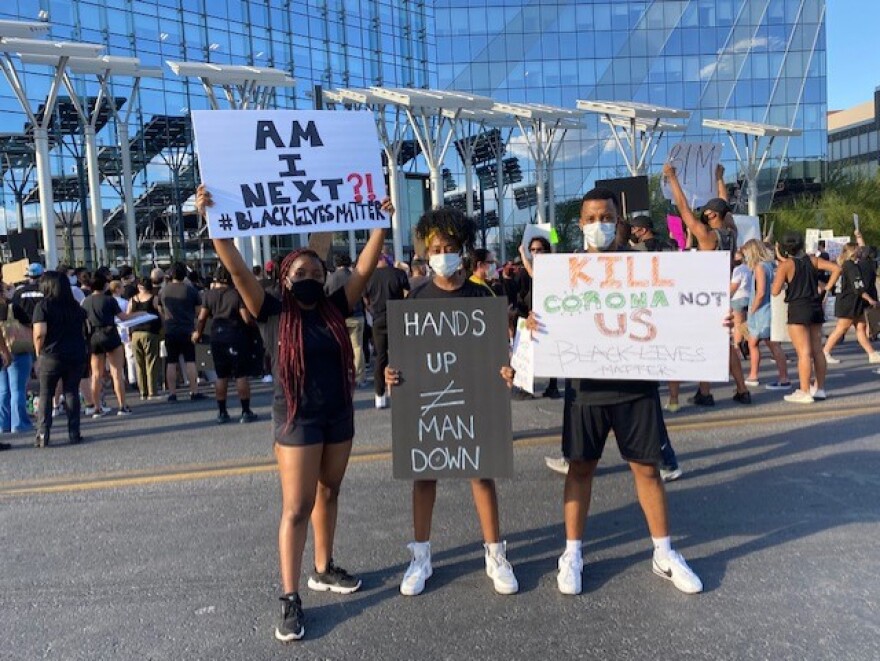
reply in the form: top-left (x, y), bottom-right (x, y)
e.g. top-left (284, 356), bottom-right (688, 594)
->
top-left (435, 0), bottom-right (827, 215)
top-left (0, 0), bottom-right (433, 262)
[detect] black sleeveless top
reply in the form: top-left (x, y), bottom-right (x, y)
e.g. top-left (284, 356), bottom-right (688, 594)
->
top-left (129, 296), bottom-right (162, 334)
top-left (785, 255), bottom-right (821, 307)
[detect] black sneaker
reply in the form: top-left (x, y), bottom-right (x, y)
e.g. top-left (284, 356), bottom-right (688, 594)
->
top-left (542, 387), bottom-right (563, 399)
top-left (275, 593), bottom-right (304, 642)
top-left (733, 390), bottom-right (752, 405)
top-left (216, 412), bottom-right (231, 424)
top-left (307, 561), bottom-right (362, 594)
top-left (239, 411), bottom-right (258, 424)
top-left (167, 394), bottom-right (178, 402)
top-left (69, 435), bottom-right (84, 445)
top-left (117, 406), bottom-right (133, 416)
top-left (34, 431), bottom-right (49, 448)
top-left (688, 391), bottom-right (715, 407)
top-left (189, 392), bottom-right (205, 401)
top-left (0, 441), bottom-right (11, 451)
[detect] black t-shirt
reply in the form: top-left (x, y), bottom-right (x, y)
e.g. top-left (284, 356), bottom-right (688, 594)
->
top-left (11, 282), bottom-right (44, 325)
top-left (159, 281), bottom-right (201, 338)
top-left (82, 293), bottom-right (122, 330)
top-left (202, 286), bottom-right (245, 344)
top-left (33, 298), bottom-right (87, 361)
top-left (365, 266), bottom-right (409, 324)
top-left (409, 278), bottom-right (492, 300)
top-left (858, 257), bottom-right (878, 299)
top-left (0, 299), bottom-right (29, 326)
top-left (122, 283), bottom-right (138, 300)
top-left (566, 246), bottom-right (658, 406)
top-left (258, 286), bottom-right (350, 419)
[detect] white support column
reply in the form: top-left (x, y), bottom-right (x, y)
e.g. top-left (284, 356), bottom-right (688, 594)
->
top-left (116, 120), bottom-right (137, 264)
top-left (32, 127), bottom-right (57, 268)
top-left (83, 124), bottom-right (105, 264)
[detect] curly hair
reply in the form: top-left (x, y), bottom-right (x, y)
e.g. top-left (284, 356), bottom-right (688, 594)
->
top-left (276, 249), bottom-right (354, 432)
top-left (415, 207), bottom-right (477, 254)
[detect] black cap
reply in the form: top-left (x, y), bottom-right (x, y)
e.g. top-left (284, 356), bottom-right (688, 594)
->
top-left (628, 215), bottom-right (653, 229)
top-left (700, 198), bottom-right (731, 222)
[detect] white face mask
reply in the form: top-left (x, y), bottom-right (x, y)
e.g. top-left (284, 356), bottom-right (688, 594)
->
top-left (485, 263), bottom-right (498, 280)
top-left (583, 222), bottom-right (617, 250)
top-left (429, 252), bottom-right (462, 277)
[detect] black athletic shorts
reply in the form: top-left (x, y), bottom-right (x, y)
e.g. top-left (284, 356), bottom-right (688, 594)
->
top-left (165, 334), bottom-right (196, 363)
top-left (274, 406), bottom-right (354, 447)
top-left (787, 302), bottom-right (824, 326)
top-left (211, 340), bottom-right (245, 379)
top-left (89, 328), bottom-right (122, 355)
top-left (562, 392), bottom-right (665, 464)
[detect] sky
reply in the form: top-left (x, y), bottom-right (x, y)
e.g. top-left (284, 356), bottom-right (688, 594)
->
top-left (826, 1), bottom-right (880, 109)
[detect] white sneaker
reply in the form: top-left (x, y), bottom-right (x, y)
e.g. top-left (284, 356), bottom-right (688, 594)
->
top-left (660, 466), bottom-right (683, 482)
top-left (824, 352), bottom-right (840, 365)
top-left (557, 549), bottom-right (583, 595)
top-left (261, 374), bottom-right (273, 383)
top-left (868, 352), bottom-right (880, 364)
top-left (652, 550), bottom-right (703, 594)
top-left (400, 542), bottom-right (432, 596)
top-left (375, 394), bottom-right (388, 409)
top-left (784, 390), bottom-right (814, 404)
top-left (744, 378), bottom-right (759, 387)
top-left (51, 404), bottom-right (65, 418)
top-left (484, 542), bottom-right (518, 595)
top-left (544, 456), bottom-right (570, 475)
top-left (809, 385), bottom-right (827, 401)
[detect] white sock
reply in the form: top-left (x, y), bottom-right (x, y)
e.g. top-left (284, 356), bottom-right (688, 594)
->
top-left (652, 536), bottom-right (672, 557)
top-left (486, 542), bottom-right (504, 557)
top-left (411, 541), bottom-right (431, 555)
top-left (565, 539), bottom-right (582, 557)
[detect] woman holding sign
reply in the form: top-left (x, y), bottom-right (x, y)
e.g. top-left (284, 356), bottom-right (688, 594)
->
top-left (197, 185), bottom-right (392, 643)
top-left (384, 207), bottom-right (519, 598)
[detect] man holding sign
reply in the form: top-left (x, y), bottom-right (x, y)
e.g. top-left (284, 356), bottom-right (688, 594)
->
top-left (533, 188), bottom-right (706, 597)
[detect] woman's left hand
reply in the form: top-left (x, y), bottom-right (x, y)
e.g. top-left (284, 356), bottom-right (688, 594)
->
top-left (380, 197), bottom-right (394, 216)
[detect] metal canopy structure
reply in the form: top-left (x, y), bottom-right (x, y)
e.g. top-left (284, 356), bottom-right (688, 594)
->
top-left (492, 101), bottom-right (583, 227)
top-left (0, 24), bottom-right (105, 267)
top-left (323, 86), bottom-right (413, 261)
top-left (703, 118), bottom-right (802, 216)
top-left (0, 133), bottom-right (35, 232)
top-left (577, 100), bottom-right (690, 179)
top-left (23, 53), bottom-right (163, 264)
top-left (368, 87), bottom-right (495, 219)
top-left (168, 60), bottom-right (295, 266)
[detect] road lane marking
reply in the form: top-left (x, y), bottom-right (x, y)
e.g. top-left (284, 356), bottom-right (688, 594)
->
top-left (1, 403), bottom-right (876, 497)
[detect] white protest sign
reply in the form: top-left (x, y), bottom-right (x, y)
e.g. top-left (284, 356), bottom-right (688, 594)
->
top-left (805, 228), bottom-right (820, 254)
top-left (116, 313), bottom-right (159, 330)
top-left (825, 237), bottom-right (849, 262)
top-left (661, 142), bottom-right (722, 208)
top-left (192, 109), bottom-right (389, 239)
top-left (853, 213), bottom-right (860, 232)
top-left (531, 252), bottom-right (730, 382)
top-left (770, 293), bottom-right (790, 343)
top-left (732, 214), bottom-right (760, 248)
top-left (521, 223), bottom-right (552, 251)
top-left (510, 318), bottom-right (535, 394)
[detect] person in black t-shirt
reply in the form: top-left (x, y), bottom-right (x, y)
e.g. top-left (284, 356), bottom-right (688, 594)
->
top-left (364, 255), bottom-right (409, 408)
top-left (198, 184), bottom-right (392, 643)
top-left (383, 207), bottom-right (519, 598)
top-left (544, 188), bottom-right (703, 597)
top-left (82, 274), bottom-right (138, 417)
top-left (32, 271), bottom-right (88, 447)
top-left (194, 266), bottom-right (257, 424)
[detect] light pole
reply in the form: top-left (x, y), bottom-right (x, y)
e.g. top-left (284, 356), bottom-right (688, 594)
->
top-left (703, 118), bottom-right (802, 216)
top-left (167, 61), bottom-right (295, 267)
top-left (0, 26), bottom-right (104, 267)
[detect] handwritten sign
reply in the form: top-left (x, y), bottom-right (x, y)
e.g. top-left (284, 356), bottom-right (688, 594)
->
top-left (825, 237), bottom-right (849, 262)
top-left (661, 142), bottom-right (722, 208)
top-left (531, 252), bottom-right (730, 382)
top-left (387, 297), bottom-right (513, 479)
top-left (510, 318), bottom-right (535, 394)
top-left (192, 109), bottom-right (389, 239)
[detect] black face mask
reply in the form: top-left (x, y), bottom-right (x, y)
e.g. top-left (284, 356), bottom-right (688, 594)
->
top-left (289, 278), bottom-right (325, 305)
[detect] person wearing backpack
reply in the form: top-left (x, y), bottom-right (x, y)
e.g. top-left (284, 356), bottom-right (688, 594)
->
top-left (663, 162), bottom-right (751, 408)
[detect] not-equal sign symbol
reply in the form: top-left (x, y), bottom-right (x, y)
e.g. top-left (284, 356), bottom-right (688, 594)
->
top-left (419, 380), bottom-right (465, 416)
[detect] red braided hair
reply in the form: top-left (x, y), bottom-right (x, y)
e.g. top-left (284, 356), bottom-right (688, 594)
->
top-left (277, 249), bottom-right (355, 432)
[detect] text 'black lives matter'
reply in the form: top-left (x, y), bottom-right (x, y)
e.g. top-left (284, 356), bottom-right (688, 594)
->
top-left (387, 297), bottom-right (513, 480)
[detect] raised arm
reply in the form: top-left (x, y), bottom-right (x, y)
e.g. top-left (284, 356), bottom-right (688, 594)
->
top-left (196, 185), bottom-right (266, 317)
top-left (663, 163), bottom-right (713, 249)
top-left (344, 198), bottom-right (394, 311)
top-left (715, 164), bottom-right (728, 202)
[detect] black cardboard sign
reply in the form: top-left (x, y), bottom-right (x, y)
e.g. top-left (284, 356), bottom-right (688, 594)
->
top-left (387, 297), bottom-right (513, 479)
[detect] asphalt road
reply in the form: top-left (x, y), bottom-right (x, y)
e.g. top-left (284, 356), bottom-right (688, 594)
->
top-left (2, 343), bottom-right (879, 660)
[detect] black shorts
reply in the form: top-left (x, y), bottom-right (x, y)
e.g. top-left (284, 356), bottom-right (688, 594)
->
top-left (562, 392), bottom-right (665, 464)
top-left (787, 302), bottom-right (824, 326)
top-left (274, 406), bottom-right (354, 447)
top-left (165, 335), bottom-right (196, 363)
top-left (211, 340), bottom-right (245, 379)
top-left (89, 328), bottom-right (122, 355)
